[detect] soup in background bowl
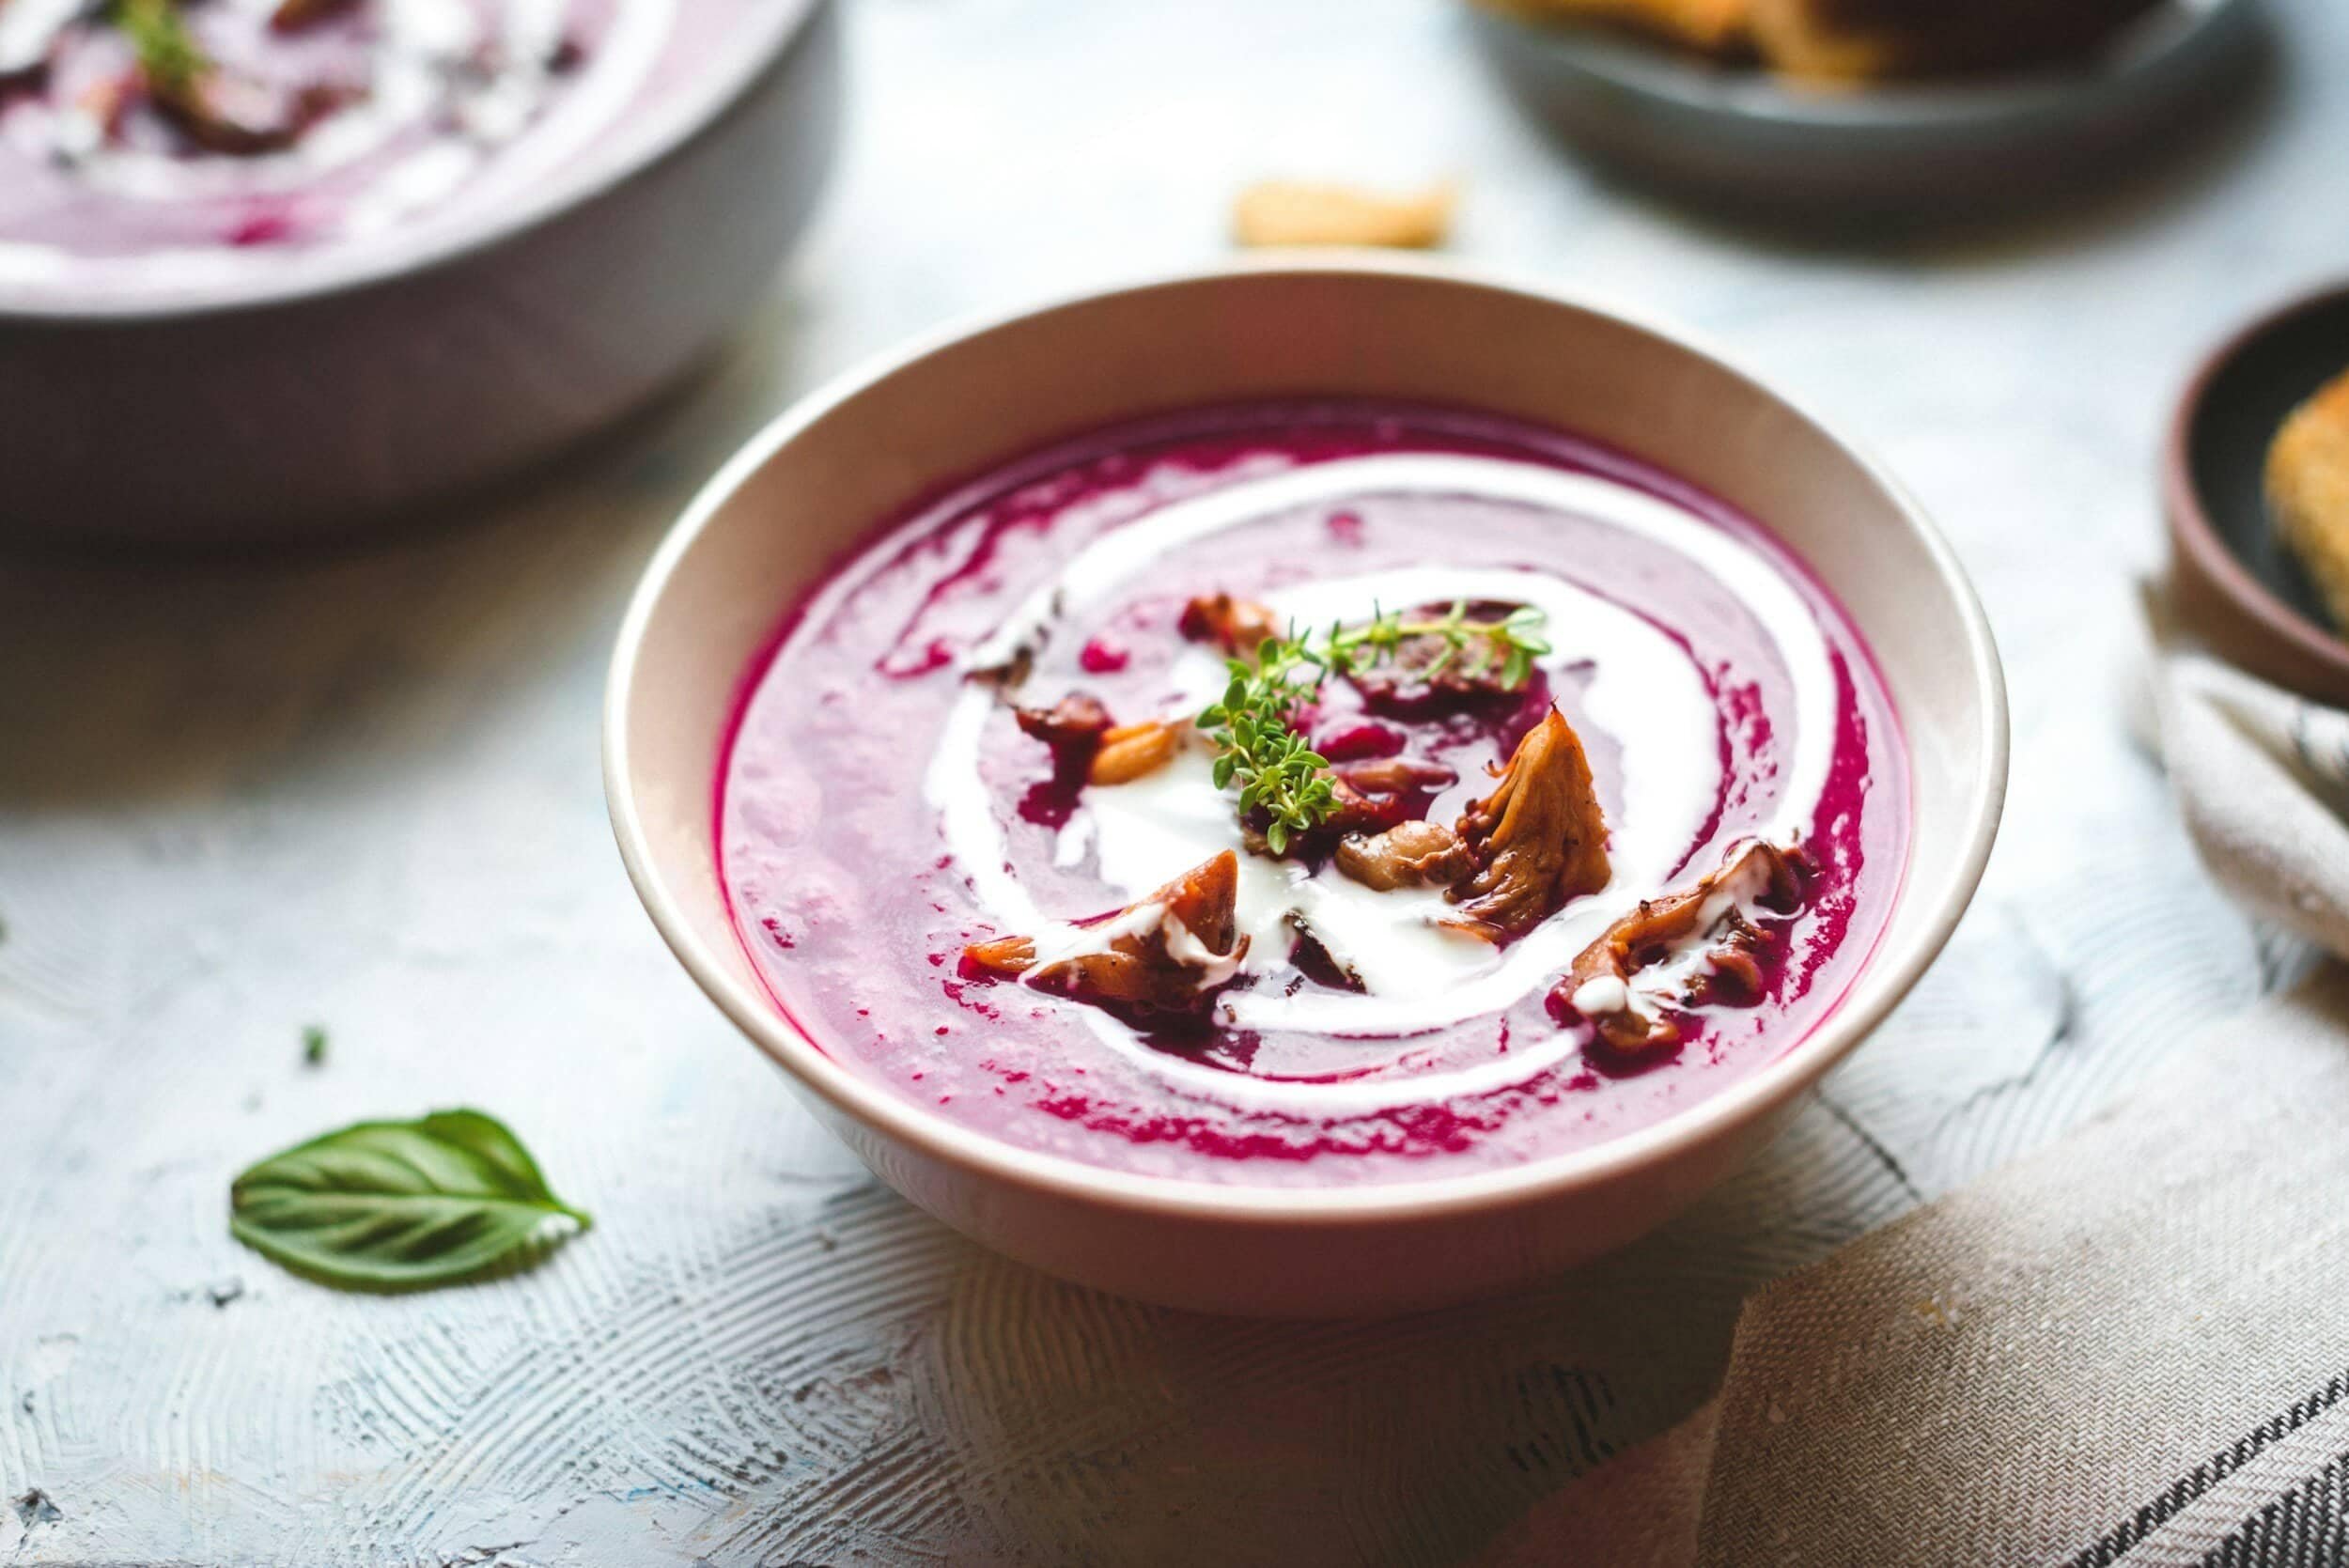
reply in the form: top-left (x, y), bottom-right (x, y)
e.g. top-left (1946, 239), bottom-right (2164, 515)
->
top-left (0, 0), bottom-right (790, 304)
top-left (605, 260), bottom-right (2006, 1316)
top-left (0, 0), bottom-right (837, 543)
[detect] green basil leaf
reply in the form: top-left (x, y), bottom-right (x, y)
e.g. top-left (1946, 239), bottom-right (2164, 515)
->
top-left (230, 1110), bottom-right (591, 1291)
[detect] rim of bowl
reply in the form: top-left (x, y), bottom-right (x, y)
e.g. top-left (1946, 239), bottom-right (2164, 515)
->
top-left (604, 254), bottom-right (2011, 1224)
top-left (0, 0), bottom-right (825, 324)
top-left (2163, 278), bottom-right (2349, 690)
top-left (1478, 0), bottom-right (2242, 129)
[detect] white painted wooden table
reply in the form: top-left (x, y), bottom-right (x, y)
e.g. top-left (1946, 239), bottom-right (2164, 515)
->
top-left (1, 1), bottom-right (2334, 1560)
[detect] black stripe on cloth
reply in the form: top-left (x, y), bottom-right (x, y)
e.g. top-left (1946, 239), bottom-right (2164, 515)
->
top-left (2195, 1446), bottom-right (2349, 1568)
top-left (2064, 1371), bottom-right (2349, 1567)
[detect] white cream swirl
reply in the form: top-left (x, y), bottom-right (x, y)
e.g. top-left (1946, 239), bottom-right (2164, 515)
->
top-left (924, 454), bottom-right (1838, 1114)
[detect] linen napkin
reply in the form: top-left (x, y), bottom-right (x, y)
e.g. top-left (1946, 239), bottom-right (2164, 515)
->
top-left (1504, 586), bottom-right (2349, 1566)
top-left (1697, 962), bottom-right (2349, 1565)
top-left (2133, 582), bottom-right (2349, 964)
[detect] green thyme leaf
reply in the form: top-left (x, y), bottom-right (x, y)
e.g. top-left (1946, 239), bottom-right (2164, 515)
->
top-left (1194, 599), bottom-right (1550, 854)
top-left (229, 1110), bottom-right (590, 1291)
top-left (113, 0), bottom-right (207, 96)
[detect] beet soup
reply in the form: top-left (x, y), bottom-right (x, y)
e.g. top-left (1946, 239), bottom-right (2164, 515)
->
top-left (719, 402), bottom-right (1909, 1188)
top-left (0, 0), bottom-right (771, 302)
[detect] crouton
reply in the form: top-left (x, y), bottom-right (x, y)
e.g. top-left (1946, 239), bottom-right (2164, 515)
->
top-left (1232, 181), bottom-right (1455, 251)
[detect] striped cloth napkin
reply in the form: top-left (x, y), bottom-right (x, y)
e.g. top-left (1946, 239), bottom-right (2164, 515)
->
top-left (1488, 586), bottom-right (2349, 1566)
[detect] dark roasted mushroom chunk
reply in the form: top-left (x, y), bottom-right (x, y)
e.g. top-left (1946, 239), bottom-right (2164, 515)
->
top-left (1335, 818), bottom-right (1472, 893)
top-left (1015, 692), bottom-right (1113, 755)
top-left (270, 0), bottom-right (361, 32)
top-left (1347, 602), bottom-right (1541, 711)
top-left (1444, 706), bottom-right (1610, 941)
top-left (1560, 840), bottom-right (1810, 1053)
top-left (155, 72), bottom-right (353, 156)
top-left (959, 850), bottom-right (1251, 1016)
top-left (1179, 593), bottom-right (1281, 659)
top-left (1325, 755), bottom-right (1456, 836)
top-left (1009, 693), bottom-right (1115, 828)
top-left (1014, 696), bottom-right (1179, 788)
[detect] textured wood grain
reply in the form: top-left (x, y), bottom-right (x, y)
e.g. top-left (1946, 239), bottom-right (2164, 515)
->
top-left (0, 0), bottom-right (2311, 1560)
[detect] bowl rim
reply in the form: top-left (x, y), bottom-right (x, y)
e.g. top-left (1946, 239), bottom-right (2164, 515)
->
top-left (603, 254), bottom-right (2011, 1224)
top-left (1470, 0), bottom-right (2246, 131)
top-left (2163, 277), bottom-right (2349, 690)
top-left (0, 0), bottom-right (826, 326)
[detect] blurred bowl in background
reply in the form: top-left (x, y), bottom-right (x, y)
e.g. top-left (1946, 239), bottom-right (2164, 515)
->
top-left (1466, 0), bottom-right (2263, 222)
top-left (0, 0), bottom-right (839, 548)
top-left (2168, 281), bottom-right (2349, 705)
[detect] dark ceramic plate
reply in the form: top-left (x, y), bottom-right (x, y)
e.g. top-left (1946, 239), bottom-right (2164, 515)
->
top-left (2168, 283), bottom-right (2349, 705)
top-left (1467, 0), bottom-right (2261, 220)
top-left (0, 0), bottom-right (840, 547)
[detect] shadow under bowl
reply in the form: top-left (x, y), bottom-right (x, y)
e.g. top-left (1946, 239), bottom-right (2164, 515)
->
top-left (0, 0), bottom-right (840, 550)
top-left (603, 258), bottom-right (2009, 1318)
top-left (2168, 282), bottom-right (2349, 706)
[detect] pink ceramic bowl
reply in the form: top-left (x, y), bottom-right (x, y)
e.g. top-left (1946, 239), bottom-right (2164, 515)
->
top-left (603, 258), bottom-right (2008, 1317)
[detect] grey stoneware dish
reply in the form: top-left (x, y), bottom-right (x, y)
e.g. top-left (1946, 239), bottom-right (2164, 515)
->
top-left (2167, 282), bottom-right (2349, 706)
top-left (1467, 0), bottom-right (2260, 220)
top-left (605, 259), bottom-right (2010, 1317)
top-left (0, 0), bottom-right (839, 548)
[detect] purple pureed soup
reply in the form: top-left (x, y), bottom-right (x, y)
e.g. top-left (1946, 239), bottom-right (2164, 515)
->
top-left (0, 0), bottom-right (776, 303)
top-left (720, 401), bottom-right (1909, 1188)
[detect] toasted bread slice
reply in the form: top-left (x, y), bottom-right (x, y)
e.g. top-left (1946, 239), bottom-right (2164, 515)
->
top-left (1749, 0), bottom-right (2161, 80)
top-left (2268, 368), bottom-right (2349, 633)
top-left (1479, 0), bottom-right (1752, 57)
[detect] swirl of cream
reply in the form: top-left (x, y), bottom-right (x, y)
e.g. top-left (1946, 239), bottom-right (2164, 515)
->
top-left (926, 454), bottom-right (1837, 1115)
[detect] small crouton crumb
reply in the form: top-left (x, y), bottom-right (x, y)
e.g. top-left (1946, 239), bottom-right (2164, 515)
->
top-left (2267, 367), bottom-right (2349, 631)
top-left (1232, 180), bottom-right (1455, 251)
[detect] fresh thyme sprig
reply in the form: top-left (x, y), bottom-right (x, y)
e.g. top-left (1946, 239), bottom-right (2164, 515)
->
top-left (1199, 649), bottom-right (1336, 856)
top-left (1311, 601), bottom-right (1551, 689)
top-left (1195, 601), bottom-right (1549, 854)
top-left (114, 0), bottom-right (208, 98)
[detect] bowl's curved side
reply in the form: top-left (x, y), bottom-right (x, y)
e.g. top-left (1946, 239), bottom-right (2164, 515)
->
top-left (770, 1058), bottom-right (1812, 1316)
top-left (2166, 281), bottom-right (2349, 706)
top-left (1464, 0), bottom-right (2261, 219)
top-left (604, 259), bottom-right (2007, 1314)
top-left (0, 0), bottom-right (841, 546)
